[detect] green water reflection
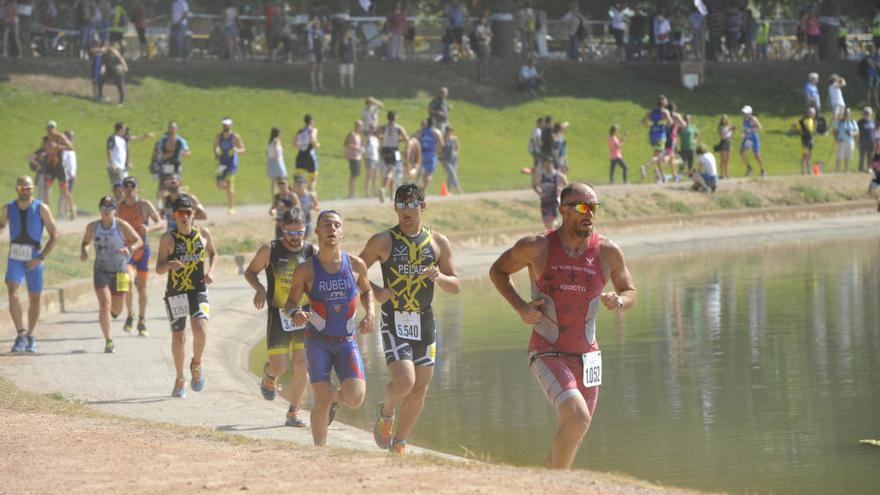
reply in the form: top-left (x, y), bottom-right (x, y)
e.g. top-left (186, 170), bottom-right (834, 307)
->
top-left (252, 237), bottom-right (880, 494)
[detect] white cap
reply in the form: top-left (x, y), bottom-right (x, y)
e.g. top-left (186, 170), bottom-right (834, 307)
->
top-left (808, 72), bottom-right (819, 81)
top-left (741, 105), bottom-right (753, 115)
top-left (221, 118), bottom-right (233, 126)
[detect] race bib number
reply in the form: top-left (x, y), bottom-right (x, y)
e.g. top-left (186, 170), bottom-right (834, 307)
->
top-left (394, 311), bottom-right (421, 340)
top-left (582, 351), bottom-right (602, 388)
top-left (116, 271), bottom-right (131, 293)
top-left (394, 150), bottom-right (402, 162)
top-left (161, 163), bottom-right (176, 174)
top-left (279, 309), bottom-right (303, 332)
top-left (216, 165), bottom-right (227, 176)
top-left (9, 243), bottom-right (33, 261)
top-left (166, 294), bottom-right (189, 321)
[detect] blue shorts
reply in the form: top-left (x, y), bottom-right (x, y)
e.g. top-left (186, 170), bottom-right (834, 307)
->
top-left (305, 334), bottom-right (365, 384)
top-left (422, 154), bottom-right (437, 174)
top-left (741, 137), bottom-right (761, 154)
top-left (128, 243), bottom-right (151, 274)
top-left (5, 259), bottom-right (44, 293)
top-left (870, 73), bottom-right (880, 89)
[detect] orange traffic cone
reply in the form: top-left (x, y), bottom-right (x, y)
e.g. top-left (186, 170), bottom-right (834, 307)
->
top-left (440, 182), bottom-right (449, 196)
top-left (812, 162), bottom-right (821, 176)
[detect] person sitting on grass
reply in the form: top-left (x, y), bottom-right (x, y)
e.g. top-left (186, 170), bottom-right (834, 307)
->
top-left (518, 58), bottom-right (543, 95)
top-left (691, 144), bottom-right (718, 193)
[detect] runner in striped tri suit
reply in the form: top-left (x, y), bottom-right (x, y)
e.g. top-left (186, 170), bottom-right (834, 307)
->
top-left (359, 184), bottom-right (460, 454)
top-left (490, 182), bottom-right (637, 469)
top-left (283, 210), bottom-right (374, 446)
top-left (156, 195), bottom-right (217, 398)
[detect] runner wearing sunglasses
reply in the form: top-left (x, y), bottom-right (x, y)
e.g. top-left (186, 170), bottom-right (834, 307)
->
top-left (244, 207), bottom-right (317, 428)
top-left (80, 196), bottom-right (143, 354)
top-left (156, 195), bottom-right (217, 398)
top-left (489, 181), bottom-right (637, 469)
top-left (359, 184), bottom-right (460, 454)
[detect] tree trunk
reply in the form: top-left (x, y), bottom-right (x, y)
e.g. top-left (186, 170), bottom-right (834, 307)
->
top-left (818, 0), bottom-right (838, 60)
top-left (490, 0), bottom-right (515, 58)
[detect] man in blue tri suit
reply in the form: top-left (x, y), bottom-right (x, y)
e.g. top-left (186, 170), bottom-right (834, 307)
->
top-left (0, 176), bottom-right (60, 353)
top-left (412, 119), bottom-right (445, 191)
top-left (641, 95), bottom-right (673, 182)
top-left (214, 117), bottom-right (246, 214)
top-left (284, 209), bottom-right (374, 446)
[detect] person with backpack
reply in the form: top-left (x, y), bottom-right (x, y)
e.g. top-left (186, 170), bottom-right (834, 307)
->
top-left (561, 2), bottom-right (585, 62)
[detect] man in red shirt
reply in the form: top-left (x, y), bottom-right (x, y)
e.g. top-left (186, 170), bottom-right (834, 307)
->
top-left (489, 181), bottom-right (637, 469)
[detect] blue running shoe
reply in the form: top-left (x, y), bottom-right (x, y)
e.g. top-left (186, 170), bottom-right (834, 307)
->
top-left (390, 438), bottom-right (407, 455)
top-left (25, 336), bottom-right (36, 353)
top-left (190, 360), bottom-right (205, 392)
top-left (260, 365), bottom-right (277, 401)
top-left (171, 378), bottom-right (186, 398)
top-left (285, 405), bottom-right (307, 428)
top-left (11, 334), bottom-right (27, 353)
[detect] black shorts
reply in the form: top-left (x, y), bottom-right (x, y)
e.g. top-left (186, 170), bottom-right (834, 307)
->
top-left (349, 159), bottom-right (361, 177)
top-left (44, 164), bottom-right (68, 184)
top-left (109, 31), bottom-right (123, 44)
top-left (801, 136), bottom-right (814, 149)
top-left (611, 28), bottom-right (624, 46)
top-left (164, 290), bottom-right (209, 332)
top-left (380, 309), bottom-right (436, 367)
top-left (380, 147), bottom-right (400, 166)
top-left (807, 34), bottom-right (820, 47)
top-left (93, 270), bottom-right (131, 295)
top-left (716, 139), bottom-right (731, 152)
top-left (452, 27), bottom-right (464, 45)
top-left (267, 307), bottom-right (306, 355)
top-left (137, 27), bottom-right (146, 44)
top-left (541, 200), bottom-right (559, 220)
top-left (295, 150), bottom-right (317, 173)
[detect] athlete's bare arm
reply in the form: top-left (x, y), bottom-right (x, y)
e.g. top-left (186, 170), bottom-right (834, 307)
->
top-left (640, 112), bottom-right (652, 127)
top-left (244, 244), bottom-right (272, 309)
top-left (80, 222), bottom-right (96, 261)
top-left (155, 233), bottom-right (183, 274)
top-left (358, 231), bottom-right (392, 303)
top-left (434, 128), bottom-right (445, 149)
top-left (213, 133), bottom-right (221, 160)
top-left (489, 235), bottom-right (549, 325)
top-left (200, 227), bottom-right (217, 285)
top-left (0, 204), bottom-right (8, 232)
top-left (234, 133), bottom-right (246, 154)
top-left (753, 117), bottom-right (764, 132)
top-left (142, 200), bottom-right (166, 234)
top-left (398, 125), bottom-right (410, 144)
top-left (117, 218), bottom-right (144, 256)
top-left (284, 261), bottom-right (314, 325)
top-left (37, 203), bottom-right (59, 268)
top-left (349, 254), bottom-right (375, 334)
top-left (599, 237), bottom-right (637, 313)
top-left (187, 194), bottom-right (208, 221)
top-left (429, 233), bottom-right (460, 294)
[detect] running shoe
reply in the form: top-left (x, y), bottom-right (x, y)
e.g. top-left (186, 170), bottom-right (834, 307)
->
top-left (122, 316), bottom-right (134, 333)
top-left (171, 378), bottom-right (186, 398)
top-left (137, 318), bottom-right (148, 337)
top-left (285, 405), bottom-right (307, 428)
top-left (104, 339), bottom-right (115, 354)
top-left (260, 364), bottom-right (277, 401)
top-left (390, 438), bottom-right (407, 455)
top-left (328, 402), bottom-right (339, 426)
top-left (745, 166), bottom-right (754, 177)
top-left (373, 401), bottom-right (394, 449)
top-left (10, 334), bottom-right (26, 353)
top-left (190, 360), bottom-right (205, 392)
top-left (25, 336), bottom-right (36, 353)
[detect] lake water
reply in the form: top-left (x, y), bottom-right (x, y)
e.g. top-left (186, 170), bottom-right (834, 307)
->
top-left (253, 236), bottom-right (880, 494)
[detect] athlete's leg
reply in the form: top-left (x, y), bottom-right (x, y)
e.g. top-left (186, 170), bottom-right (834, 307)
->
top-left (124, 266), bottom-right (136, 317)
top-left (754, 152), bottom-right (765, 174)
top-left (136, 274), bottom-right (148, 319)
top-left (392, 365), bottom-right (434, 442)
top-left (96, 286), bottom-right (113, 340)
top-left (110, 292), bottom-right (125, 319)
top-left (171, 329), bottom-right (186, 381)
top-left (26, 291), bottom-right (41, 335)
top-left (338, 377), bottom-right (366, 409)
top-left (740, 148), bottom-right (751, 173)
top-left (288, 347), bottom-right (309, 409)
top-left (310, 381), bottom-right (337, 446)
top-left (226, 177), bottom-right (235, 210)
top-left (6, 280), bottom-right (24, 333)
top-left (190, 316), bottom-right (207, 364)
top-left (267, 352), bottom-right (290, 378)
top-left (422, 171), bottom-right (433, 190)
top-left (548, 394), bottom-right (592, 469)
top-left (381, 359), bottom-right (416, 416)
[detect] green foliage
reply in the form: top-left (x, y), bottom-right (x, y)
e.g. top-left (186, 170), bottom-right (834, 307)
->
top-left (736, 190), bottom-right (763, 207)
top-left (790, 184), bottom-right (830, 203)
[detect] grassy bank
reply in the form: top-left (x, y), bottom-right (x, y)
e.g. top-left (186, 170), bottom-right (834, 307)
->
top-left (0, 58), bottom-right (869, 208)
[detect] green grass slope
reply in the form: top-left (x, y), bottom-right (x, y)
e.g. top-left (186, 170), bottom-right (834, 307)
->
top-left (0, 58), bottom-right (867, 208)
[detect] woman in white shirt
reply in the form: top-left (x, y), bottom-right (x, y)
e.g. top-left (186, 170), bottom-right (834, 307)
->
top-left (265, 127), bottom-right (286, 199)
top-left (828, 74), bottom-right (846, 125)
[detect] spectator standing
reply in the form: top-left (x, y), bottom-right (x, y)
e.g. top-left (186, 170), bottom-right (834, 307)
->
top-left (608, 125), bottom-right (628, 184)
top-left (96, 0), bottom-right (111, 43)
top-left (805, 10), bottom-right (820, 62)
top-left (837, 20), bottom-right (848, 60)
top-left (238, 5), bottom-right (255, 59)
top-left (98, 42), bottom-right (128, 105)
top-left (873, 9), bottom-right (880, 50)
top-left (805, 72), bottom-right (821, 112)
top-left (858, 108), bottom-right (876, 172)
top-left (534, 6), bottom-right (548, 57)
top-left (687, 5), bottom-right (705, 61)
top-left (723, 6), bottom-right (741, 61)
top-left (16, 0), bottom-right (32, 56)
top-left (266, 127), bottom-right (287, 199)
top-left (338, 25), bottom-right (356, 90)
top-left (223, 1), bottom-right (239, 60)
top-left (363, 96), bottom-right (383, 135)
top-left (608, 2), bottom-right (628, 61)
top-left (363, 126), bottom-right (380, 199)
top-left (866, 46), bottom-right (880, 110)
top-left (828, 74), bottom-right (847, 126)
top-left (307, 18), bottom-right (325, 92)
top-left (755, 15), bottom-right (770, 61)
top-left (170, 0), bottom-right (189, 59)
top-left (518, 58), bottom-right (543, 95)
top-left (2, 0), bottom-right (21, 58)
top-left (716, 114), bottom-right (734, 179)
top-left (108, 0), bottom-right (127, 47)
top-left (834, 108), bottom-right (858, 173)
top-left (446, 0), bottom-right (467, 60)
top-left (344, 121), bottom-right (364, 198)
top-left (474, 9), bottom-right (492, 84)
top-left (798, 107), bottom-right (816, 175)
top-left (741, 8), bottom-right (756, 61)
top-left (73, 0), bottom-right (93, 58)
top-left (132, 0), bottom-right (147, 59)
top-left (653, 12), bottom-right (671, 62)
top-left (60, 130), bottom-right (77, 220)
top-left (705, 7), bottom-right (724, 62)
top-left (385, 2), bottom-right (405, 61)
top-left (428, 87), bottom-right (450, 132)
top-left (517, 1), bottom-right (536, 58)
top-left (627, 5), bottom-right (646, 61)
top-left (107, 122), bottom-right (130, 186)
top-left (678, 115), bottom-right (699, 173)
top-left (561, 2), bottom-right (585, 62)
top-left (404, 19), bottom-right (416, 60)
